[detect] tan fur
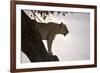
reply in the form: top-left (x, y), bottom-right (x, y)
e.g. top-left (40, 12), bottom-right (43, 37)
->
top-left (37, 22), bottom-right (69, 55)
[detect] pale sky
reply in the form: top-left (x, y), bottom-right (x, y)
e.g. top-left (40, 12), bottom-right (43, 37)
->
top-left (42, 12), bottom-right (90, 61)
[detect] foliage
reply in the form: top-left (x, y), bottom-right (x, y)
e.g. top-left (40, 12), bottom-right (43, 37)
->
top-left (31, 10), bottom-right (70, 20)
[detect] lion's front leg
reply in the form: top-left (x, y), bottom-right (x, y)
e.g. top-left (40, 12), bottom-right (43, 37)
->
top-left (47, 38), bottom-right (54, 56)
top-left (47, 40), bottom-right (53, 55)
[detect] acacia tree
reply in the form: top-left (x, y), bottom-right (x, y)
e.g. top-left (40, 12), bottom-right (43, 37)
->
top-left (26, 10), bottom-right (73, 23)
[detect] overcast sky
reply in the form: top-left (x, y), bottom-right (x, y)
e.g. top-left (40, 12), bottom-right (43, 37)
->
top-left (42, 12), bottom-right (90, 61)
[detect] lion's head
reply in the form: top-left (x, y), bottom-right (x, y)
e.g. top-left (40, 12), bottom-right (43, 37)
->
top-left (59, 22), bottom-right (69, 36)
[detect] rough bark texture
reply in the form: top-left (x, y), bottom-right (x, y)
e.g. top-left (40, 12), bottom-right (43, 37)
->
top-left (21, 10), bottom-right (59, 62)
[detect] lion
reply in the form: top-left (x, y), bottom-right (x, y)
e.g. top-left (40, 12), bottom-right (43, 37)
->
top-left (34, 21), bottom-right (69, 55)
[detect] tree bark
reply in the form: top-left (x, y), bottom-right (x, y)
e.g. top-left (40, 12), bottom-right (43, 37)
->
top-left (21, 10), bottom-right (59, 62)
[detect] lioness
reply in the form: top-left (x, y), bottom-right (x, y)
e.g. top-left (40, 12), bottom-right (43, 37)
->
top-left (34, 21), bottom-right (69, 55)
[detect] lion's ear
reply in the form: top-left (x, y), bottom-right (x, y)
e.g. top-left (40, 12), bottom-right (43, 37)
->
top-left (59, 22), bottom-right (63, 27)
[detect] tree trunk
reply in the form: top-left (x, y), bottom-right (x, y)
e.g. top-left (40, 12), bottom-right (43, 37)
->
top-left (21, 10), bottom-right (59, 62)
